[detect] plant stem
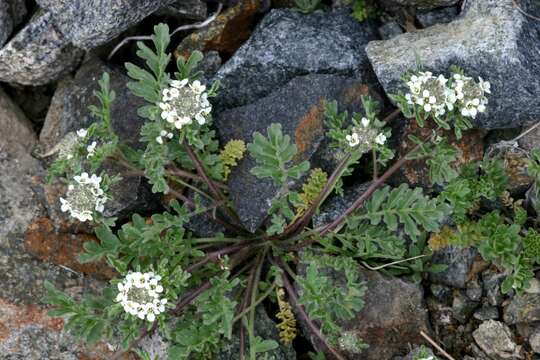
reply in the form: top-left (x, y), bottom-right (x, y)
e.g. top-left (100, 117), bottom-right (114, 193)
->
top-left (168, 165), bottom-right (228, 190)
top-left (110, 321), bottom-right (158, 360)
top-left (272, 257), bottom-right (346, 360)
top-left (185, 240), bottom-right (258, 273)
top-left (167, 174), bottom-right (215, 202)
top-left (233, 282), bottom-right (277, 324)
top-left (171, 281), bottom-right (212, 316)
top-left (183, 141), bottom-right (243, 226)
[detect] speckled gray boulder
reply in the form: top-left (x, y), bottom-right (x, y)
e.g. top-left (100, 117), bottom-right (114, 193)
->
top-left (416, 5), bottom-right (459, 27)
top-left (429, 246), bottom-right (477, 288)
top-left (212, 8), bottom-right (379, 109)
top-left (366, 0), bottom-right (540, 129)
top-left (216, 74), bottom-right (380, 232)
top-left (0, 12), bottom-right (83, 85)
top-left (473, 321), bottom-right (518, 360)
top-left (35, 0), bottom-right (174, 49)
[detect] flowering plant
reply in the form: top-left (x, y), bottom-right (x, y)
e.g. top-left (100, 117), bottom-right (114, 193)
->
top-left (42, 23), bottom-right (538, 360)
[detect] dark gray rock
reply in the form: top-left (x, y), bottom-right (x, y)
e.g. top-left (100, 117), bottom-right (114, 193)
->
top-left (416, 5), bottom-right (459, 27)
top-left (366, 0), bottom-right (540, 129)
top-left (35, 0), bottom-right (174, 49)
top-left (474, 306), bottom-right (499, 321)
top-left (155, 0), bottom-right (207, 20)
top-left (504, 293), bottom-right (540, 325)
top-left (452, 290), bottom-right (479, 324)
top-left (378, 21), bottom-right (404, 40)
top-left (298, 265), bottom-right (431, 360)
top-left (379, 0), bottom-right (459, 11)
top-left (6, 0), bottom-right (27, 26)
top-left (482, 270), bottom-right (505, 306)
top-left (466, 279), bottom-right (483, 301)
top-left (430, 284), bottom-right (453, 304)
top-left (313, 182), bottom-right (372, 228)
top-left (0, 0), bottom-right (13, 46)
top-left (39, 58), bottom-right (157, 219)
top-left (429, 246), bottom-right (477, 288)
top-left (212, 8), bottom-right (379, 110)
top-left (518, 121), bottom-right (540, 151)
top-left (216, 74), bottom-right (380, 232)
top-left (0, 12), bottom-right (83, 85)
top-left (473, 320), bottom-right (519, 360)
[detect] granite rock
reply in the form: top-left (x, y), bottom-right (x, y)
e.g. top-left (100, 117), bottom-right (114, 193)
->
top-left (366, 0), bottom-right (540, 129)
top-left (379, 0), bottom-right (459, 11)
top-left (472, 320), bottom-right (518, 360)
top-left (0, 0), bottom-right (12, 46)
top-left (504, 293), bottom-right (540, 325)
top-left (0, 12), bottom-right (83, 85)
top-left (429, 246), bottom-right (478, 288)
top-left (36, 0), bottom-right (175, 49)
top-left (416, 5), bottom-right (459, 27)
top-left (212, 8), bottom-right (379, 110)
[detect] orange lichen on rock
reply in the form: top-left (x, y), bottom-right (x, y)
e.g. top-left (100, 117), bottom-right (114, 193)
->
top-left (294, 100), bottom-right (325, 161)
top-left (24, 217), bottom-right (116, 279)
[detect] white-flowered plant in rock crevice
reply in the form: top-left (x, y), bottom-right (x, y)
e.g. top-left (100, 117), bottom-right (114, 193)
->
top-left (393, 66), bottom-right (491, 139)
top-left (115, 272), bottom-right (168, 322)
top-left (60, 172), bottom-right (107, 222)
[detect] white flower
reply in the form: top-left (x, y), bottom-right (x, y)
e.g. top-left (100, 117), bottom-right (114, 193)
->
top-left (76, 128), bottom-right (88, 138)
top-left (478, 77), bottom-right (491, 94)
top-left (86, 141), bottom-right (97, 158)
top-left (115, 272), bottom-right (167, 322)
top-left (158, 79), bottom-right (212, 131)
top-left (346, 132), bottom-right (360, 147)
top-left (59, 172), bottom-right (107, 222)
top-left (361, 117), bottom-right (370, 128)
top-left (375, 133), bottom-right (387, 145)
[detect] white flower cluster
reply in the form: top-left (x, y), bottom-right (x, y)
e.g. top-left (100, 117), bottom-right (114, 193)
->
top-left (346, 117), bottom-right (387, 150)
top-left (405, 71), bottom-right (490, 119)
top-left (60, 172), bottom-right (106, 222)
top-left (115, 272), bottom-right (167, 322)
top-left (155, 130), bottom-right (173, 145)
top-left (157, 79), bottom-right (212, 139)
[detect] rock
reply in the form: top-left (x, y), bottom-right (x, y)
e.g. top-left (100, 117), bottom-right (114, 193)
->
top-left (3, 84), bottom-right (55, 125)
top-left (176, 0), bottom-right (261, 59)
top-left (397, 119), bottom-right (484, 188)
top-left (452, 290), bottom-right (479, 324)
top-left (429, 246), bottom-right (478, 288)
top-left (0, 12), bottom-right (83, 85)
top-left (530, 328), bottom-right (540, 354)
top-left (155, 0), bottom-right (207, 21)
top-left (482, 270), bottom-right (505, 306)
top-left (6, 0), bottom-right (27, 26)
top-left (0, 0), bottom-right (13, 46)
top-left (379, 0), bottom-right (459, 11)
top-left (0, 88), bottom-right (43, 241)
top-left (299, 266), bottom-right (431, 360)
top-left (378, 21), bottom-right (404, 40)
top-left (504, 293), bottom-right (540, 325)
top-left (313, 182), bottom-right (372, 228)
top-left (399, 346), bottom-right (436, 360)
top-left (518, 121), bottom-right (540, 151)
top-left (473, 306), bottom-right (499, 321)
top-left (466, 279), bottom-right (483, 301)
top-left (216, 74), bottom-right (380, 232)
top-left (24, 217), bottom-right (116, 279)
top-left (35, 0), bottom-right (174, 49)
top-left (473, 320), bottom-right (518, 360)
top-left (430, 284), bottom-right (453, 304)
top-left (416, 5), bottom-right (459, 27)
top-left (366, 0), bottom-right (540, 129)
top-left (39, 58), bottom-right (158, 219)
top-left (212, 8), bottom-right (379, 110)
top-left (486, 143), bottom-right (533, 196)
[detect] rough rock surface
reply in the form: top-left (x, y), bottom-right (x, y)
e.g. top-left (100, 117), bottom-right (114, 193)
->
top-left (298, 267), bottom-right (431, 360)
top-left (429, 246), bottom-right (478, 288)
top-left (379, 0), bottom-right (459, 11)
top-left (39, 58), bottom-right (157, 219)
top-left (366, 0), bottom-right (540, 129)
top-left (36, 0), bottom-right (175, 49)
top-left (504, 293), bottom-right (540, 325)
top-left (0, 89), bottom-right (112, 359)
top-left (530, 328), bottom-right (540, 354)
top-left (416, 5), bottom-right (459, 27)
top-left (472, 320), bottom-right (518, 360)
top-left (155, 0), bottom-right (207, 21)
top-left (212, 8), bottom-right (379, 109)
top-left (0, 0), bottom-right (12, 46)
top-left (0, 12), bottom-right (83, 85)
top-left (6, 0), bottom-right (26, 26)
top-left (216, 74), bottom-right (380, 232)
